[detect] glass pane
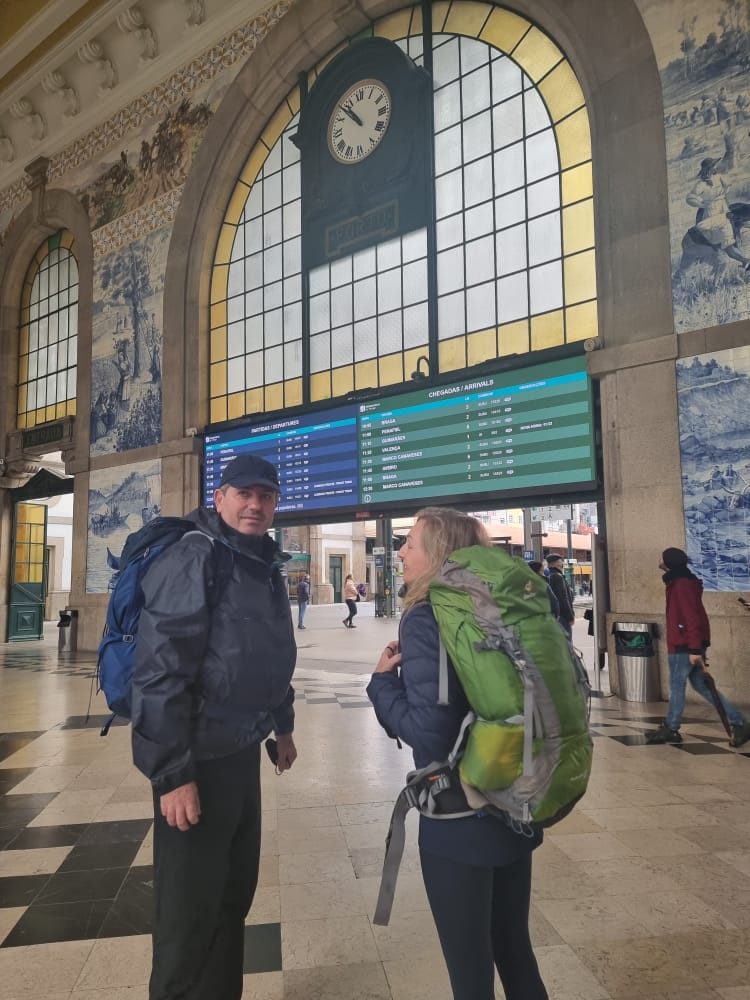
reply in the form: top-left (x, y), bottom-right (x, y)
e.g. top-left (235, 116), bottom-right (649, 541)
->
top-left (284, 274), bottom-right (302, 303)
top-left (524, 88), bottom-right (552, 134)
top-left (309, 265), bottom-right (329, 295)
top-left (227, 356), bottom-right (245, 393)
top-left (246, 184), bottom-right (263, 219)
top-left (247, 315), bottom-right (264, 352)
top-left (379, 310), bottom-right (403, 354)
top-left (467, 281), bottom-right (496, 331)
top-left (28, 352), bottom-right (38, 379)
top-left (263, 244), bottom-right (282, 283)
top-left (377, 238), bottom-right (401, 271)
top-left (284, 301), bottom-right (302, 338)
top-left (354, 317), bottom-right (378, 360)
top-left (492, 56), bottom-right (523, 100)
top-left (464, 156), bottom-right (493, 208)
top-left (402, 229), bottom-right (427, 263)
top-left (245, 254), bottom-right (263, 290)
top-left (461, 36), bottom-right (489, 74)
top-left (435, 168), bottom-right (463, 219)
top-left (68, 335), bottom-right (77, 365)
top-left (353, 246), bottom-right (376, 278)
top-left (310, 292), bottom-right (331, 334)
top-left (465, 203), bottom-right (494, 241)
top-left (332, 325), bottom-right (354, 366)
top-left (529, 261), bottom-right (563, 313)
top-left (433, 36), bottom-right (460, 88)
top-left (38, 347), bottom-right (48, 376)
top-left (283, 199), bottom-right (301, 240)
top-left (57, 370), bottom-right (67, 401)
top-left (528, 212), bottom-right (561, 266)
top-left (463, 110), bottom-right (492, 162)
top-left (497, 271), bottom-right (529, 323)
top-left (264, 208), bottom-right (282, 247)
top-left (331, 285), bottom-right (353, 326)
top-left (310, 332), bottom-right (330, 372)
top-left (227, 295), bottom-right (244, 324)
top-left (264, 280), bottom-right (282, 311)
top-left (438, 246), bottom-right (465, 294)
top-left (68, 366), bottom-right (77, 398)
top-left (403, 302), bottom-right (429, 348)
top-left (462, 64), bottom-right (491, 118)
top-left (282, 164), bottom-right (300, 201)
top-left (246, 351), bottom-right (264, 388)
top-left (403, 259), bottom-right (428, 305)
top-left (438, 290), bottom-right (466, 339)
top-left (526, 129), bottom-right (559, 183)
top-left (228, 261), bottom-right (245, 297)
top-left (265, 308), bottom-right (283, 346)
top-left (434, 80), bottom-right (462, 130)
top-left (496, 223), bottom-right (527, 276)
top-left (244, 219), bottom-right (262, 254)
top-left (246, 288), bottom-right (263, 316)
top-left (284, 338), bottom-right (302, 376)
top-left (354, 276), bottom-right (377, 319)
top-left (227, 320), bottom-right (244, 358)
top-left (437, 213), bottom-right (464, 251)
top-left (527, 176), bottom-right (560, 218)
top-left (435, 124), bottom-right (463, 175)
top-left (494, 144), bottom-right (525, 195)
top-left (283, 236), bottom-right (301, 276)
top-left (378, 269), bottom-right (402, 311)
top-left (493, 95), bottom-right (523, 150)
top-left (264, 141), bottom-right (282, 175)
top-left (265, 345), bottom-right (283, 383)
top-left (263, 172), bottom-right (282, 211)
top-left (466, 235), bottom-right (496, 286)
top-left (331, 256), bottom-right (353, 287)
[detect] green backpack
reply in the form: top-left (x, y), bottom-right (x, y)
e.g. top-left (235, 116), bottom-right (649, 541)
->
top-left (373, 545), bottom-right (593, 925)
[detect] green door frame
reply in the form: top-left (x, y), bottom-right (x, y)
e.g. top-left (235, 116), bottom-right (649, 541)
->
top-left (8, 502), bottom-right (48, 641)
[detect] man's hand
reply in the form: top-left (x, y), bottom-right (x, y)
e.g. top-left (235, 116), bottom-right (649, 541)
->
top-left (275, 733), bottom-right (297, 773)
top-left (689, 653), bottom-right (705, 669)
top-left (160, 782), bottom-right (201, 831)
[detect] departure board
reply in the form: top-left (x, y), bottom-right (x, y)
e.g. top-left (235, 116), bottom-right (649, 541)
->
top-left (203, 354), bottom-right (597, 520)
top-left (204, 404), bottom-right (359, 513)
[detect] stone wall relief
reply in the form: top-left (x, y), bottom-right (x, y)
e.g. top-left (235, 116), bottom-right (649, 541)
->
top-left (637, 0), bottom-right (750, 332)
top-left (90, 226), bottom-right (169, 456)
top-left (87, 459), bottom-right (161, 592)
top-left (676, 345), bottom-right (750, 590)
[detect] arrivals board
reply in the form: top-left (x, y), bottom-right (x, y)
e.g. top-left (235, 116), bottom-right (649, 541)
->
top-left (203, 354), bottom-right (597, 521)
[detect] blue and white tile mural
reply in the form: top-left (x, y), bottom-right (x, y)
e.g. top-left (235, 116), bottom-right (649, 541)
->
top-left (637, 0), bottom-right (750, 333)
top-left (90, 225), bottom-right (169, 456)
top-left (86, 460), bottom-right (161, 593)
top-left (676, 346), bottom-right (750, 591)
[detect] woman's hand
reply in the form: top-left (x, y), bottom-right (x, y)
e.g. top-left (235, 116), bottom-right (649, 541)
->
top-left (374, 641), bottom-right (402, 674)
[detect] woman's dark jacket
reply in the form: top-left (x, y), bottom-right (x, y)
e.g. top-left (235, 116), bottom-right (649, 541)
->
top-left (663, 566), bottom-right (710, 654)
top-left (367, 601), bottom-right (541, 864)
top-left (131, 507), bottom-right (296, 794)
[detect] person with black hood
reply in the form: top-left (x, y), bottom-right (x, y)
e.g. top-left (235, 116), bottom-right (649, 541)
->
top-left (131, 453), bottom-right (297, 1000)
top-left (646, 546), bottom-right (750, 747)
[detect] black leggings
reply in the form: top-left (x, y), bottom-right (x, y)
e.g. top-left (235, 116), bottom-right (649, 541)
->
top-left (420, 849), bottom-right (548, 1000)
top-left (344, 598), bottom-right (358, 624)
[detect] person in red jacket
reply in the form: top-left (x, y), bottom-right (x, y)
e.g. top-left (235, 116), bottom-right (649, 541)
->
top-left (647, 547), bottom-right (750, 746)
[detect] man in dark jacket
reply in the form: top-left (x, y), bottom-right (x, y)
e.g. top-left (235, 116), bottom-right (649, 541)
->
top-left (296, 573), bottom-right (310, 629)
top-left (546, 554), bottom-right (575, 639)
top-left (646, 546), bottom-right (750, 747)
top-left (131, 453), bottom-right (297, 1000)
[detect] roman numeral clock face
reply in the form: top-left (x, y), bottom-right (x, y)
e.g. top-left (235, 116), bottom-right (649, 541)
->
top-left (327, 79), bottom-right (392, 164)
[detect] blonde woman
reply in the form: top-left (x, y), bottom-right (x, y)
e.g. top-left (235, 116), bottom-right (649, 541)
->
top-left (343, 573), bottom-right (358, 628)
top-left (367, 508), bottom-right (548, 1000)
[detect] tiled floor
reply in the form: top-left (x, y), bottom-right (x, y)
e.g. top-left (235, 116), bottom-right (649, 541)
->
top-left (1, 605), bottom-right (749, 999)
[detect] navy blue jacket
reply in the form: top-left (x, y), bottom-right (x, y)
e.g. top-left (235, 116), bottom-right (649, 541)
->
top-left (367, 601), bottom-right (541, 864)
top-left (132, 507), bottom-right (296, 794)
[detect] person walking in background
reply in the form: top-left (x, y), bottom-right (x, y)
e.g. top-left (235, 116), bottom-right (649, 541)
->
top-left (343, 573), bottom-right (358, 628)
top-left (528, 560), bottom-right (560, 620)
top-left (296, 573), bottom-right (310, 630)
top-left (546, 554), bottom-right (575, 639)
top-left (646, 547), bottom-right (750, 747)
top-left (131, 453), bottom-right (298, 999)
top-left (367, 507), bottom-right (548, 1000)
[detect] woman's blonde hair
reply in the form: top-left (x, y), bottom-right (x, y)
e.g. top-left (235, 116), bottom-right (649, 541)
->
top-left (400, 507), bottom-right (490, 610)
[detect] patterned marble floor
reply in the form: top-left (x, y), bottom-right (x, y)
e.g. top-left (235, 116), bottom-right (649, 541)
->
top-left (0, 605), bottom-right (748, 999)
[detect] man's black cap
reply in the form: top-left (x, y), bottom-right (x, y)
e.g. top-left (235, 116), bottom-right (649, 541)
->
top-left (219, 454), bottom-right (280, 492)
top-left (546, 553), bottom-right (563, 565)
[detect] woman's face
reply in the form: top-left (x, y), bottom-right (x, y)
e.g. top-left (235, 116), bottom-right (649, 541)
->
top-left (398, 518), bottom-right (430, 587)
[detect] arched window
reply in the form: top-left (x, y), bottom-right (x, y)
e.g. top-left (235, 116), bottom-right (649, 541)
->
top-left (18, 230), bottom-right (79, 428)
top-left (210, 2), bottom-right (596, 422)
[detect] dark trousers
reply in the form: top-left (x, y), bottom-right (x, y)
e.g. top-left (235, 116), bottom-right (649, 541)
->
top-left (420, 850), bottom-right (548, 1000)
top-left (344, 599), bottom-right (358, 624)
top-left (149, 743), bottom-right (262, 1000)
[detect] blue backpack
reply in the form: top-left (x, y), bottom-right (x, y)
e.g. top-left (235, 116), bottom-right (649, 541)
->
top-left (96, 516), bottom-right (232, 735)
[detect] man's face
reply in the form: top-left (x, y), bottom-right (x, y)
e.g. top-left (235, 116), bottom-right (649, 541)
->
top-left (214, 485), bottom-right (278, 535)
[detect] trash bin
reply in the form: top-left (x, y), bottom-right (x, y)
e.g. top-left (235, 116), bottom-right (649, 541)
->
top-left (58, 609), bottom-right (78, 654)
top-left (612, 622), bottom-right (659, 702)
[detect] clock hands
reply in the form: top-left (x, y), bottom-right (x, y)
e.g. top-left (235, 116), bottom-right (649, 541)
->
top-left (339, 103), bottom-right (364, 127)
